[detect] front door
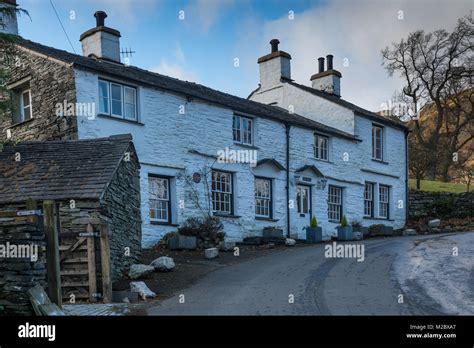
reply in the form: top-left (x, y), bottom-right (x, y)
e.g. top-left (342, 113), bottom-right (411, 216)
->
top-left (295, 185), bottom-right (311, 237)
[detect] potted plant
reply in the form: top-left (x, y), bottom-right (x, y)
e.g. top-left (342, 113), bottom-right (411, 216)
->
top-left (306, 216), bottom-right (323, 243)
top-left (337, 215), bottom-right (353, 241)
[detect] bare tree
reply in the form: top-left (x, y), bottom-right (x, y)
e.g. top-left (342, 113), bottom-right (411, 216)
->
top-left (382, 14), bottom-right (474, 182)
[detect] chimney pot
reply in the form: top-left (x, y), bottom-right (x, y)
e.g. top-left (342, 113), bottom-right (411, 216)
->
top-left (270, 39), bottom-right (280, 53)
top-left (318, 57), bottom-right (325, 73)
top-left (326, 54), bottom-right (334, 70)
top-left (94, 11), bottom-right (107, 27)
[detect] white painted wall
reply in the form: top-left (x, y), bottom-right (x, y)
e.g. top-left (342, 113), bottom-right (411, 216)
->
top-left (75, 66), bottom-right (407, 248)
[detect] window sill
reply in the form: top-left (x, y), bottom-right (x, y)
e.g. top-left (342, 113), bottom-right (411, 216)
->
top-left (313, 157), bottom-right (332, 164)
top-left (213, 213), bottom-right (241, 219)
top-left (97, 113), bottom-right (144, 125)
top-left (9, 117), bottom-right (34, 129)
top-left (363, 217), bottom-right (394, 221)
top-left (328, 220), bottom-right (342, 224)
top-left (233, 142), bottom-right (259, 150)
top-left (371, 159), bottom-right (389, 165)
top-left (255, 217), bottom-right (279, 222)
top-left (150, 221), bottom-right (178, 226)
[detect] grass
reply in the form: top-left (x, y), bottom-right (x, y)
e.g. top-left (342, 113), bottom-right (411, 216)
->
top-left (409, 179), bottom-right (469, 193)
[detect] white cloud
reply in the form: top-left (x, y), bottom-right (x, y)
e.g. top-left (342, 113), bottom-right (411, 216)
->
top-left (185, 0), bottom-right (234, 33)
top-left (241, 0), bottom-right (472, 111)
top-left (149, 42), bottom-right (198, 82)
top-left (84, 0), bottom-right (158, 26)
top-left (150, 61), bottom-right (199, 82)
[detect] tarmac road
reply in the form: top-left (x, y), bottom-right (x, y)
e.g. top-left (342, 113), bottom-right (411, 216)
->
top-left (147, 233), bottom-right (472, 315)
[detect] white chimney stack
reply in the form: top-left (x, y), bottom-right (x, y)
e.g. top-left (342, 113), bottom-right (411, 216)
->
top-left (310, 54), bottom-right (341, 97)
top-left (257, 39), bottom-right (292, 90)
top-left (0, 0), bottom-right (19, 35)
top-left (80, 11), bottom-right (121, 63)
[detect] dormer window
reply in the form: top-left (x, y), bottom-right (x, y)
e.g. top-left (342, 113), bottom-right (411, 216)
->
top-left (314, 134), bottom-right (328, 160)
top-left (233, 115), bottom-right (253, 145)
top-left (99, 79), bottom-right (137, 121)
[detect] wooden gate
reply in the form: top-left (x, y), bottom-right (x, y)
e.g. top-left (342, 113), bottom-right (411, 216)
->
top-left (59, 223), bottom-right (112, 304)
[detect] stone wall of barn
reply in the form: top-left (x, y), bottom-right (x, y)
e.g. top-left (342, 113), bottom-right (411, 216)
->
top-left (101, 147), bottom-right (142, 281)
top-left (0, 218), bottom-right (46, 315)
top-left (0, 47), bottom-right (78, 142)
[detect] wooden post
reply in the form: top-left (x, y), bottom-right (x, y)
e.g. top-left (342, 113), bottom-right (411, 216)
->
top-left (43, 200), bottom-right (62, 307)
top-left (25, 199), bottom-right (38, 224)
top-left (100, 224), bottom-right (112, 303)
top-left (86, 223), bottom-right (97, 303)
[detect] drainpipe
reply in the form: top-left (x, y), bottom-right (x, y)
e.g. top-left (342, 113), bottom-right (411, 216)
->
top-left (285, 123), bottom-right (291, 238)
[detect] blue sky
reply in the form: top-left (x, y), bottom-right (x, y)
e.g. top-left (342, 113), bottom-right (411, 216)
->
top-left (17, 0), bottom-right (472, 111)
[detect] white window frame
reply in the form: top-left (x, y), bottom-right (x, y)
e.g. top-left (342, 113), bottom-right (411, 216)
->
top-left (148, 176), bottom-right (170, 223)
top-left (328, 185), bottom-right (342, 222)
top-left (233, 114), bottom-right (253, 145)
top-left (364, 182), bottom-right (374, 217)
top-left (314, 134), bottom-right (329, 160)
top-left (379, 185), bottom-right (390, 219)
top-left (372, 125), bottom-right (383, 161)
top-left (212, 170), bottom-right (233, 215)
top-left (297, 185), bottom-right (310, 214)
top-left (19, 89), bottom-right (32, 122)
top-left (255, 177), bottom-right (272, 218)
top-left (99, 79), bottom-right (138, 121)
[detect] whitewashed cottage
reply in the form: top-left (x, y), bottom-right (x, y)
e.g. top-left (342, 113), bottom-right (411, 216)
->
top-left (1, 8), bottom-right (408, 248)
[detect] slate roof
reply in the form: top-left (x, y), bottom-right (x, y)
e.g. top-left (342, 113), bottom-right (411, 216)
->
top-left (282, 79), bottom-right (408, 131)
top-left (17, 39), bottom-right (360, 142)
top-left (0, 134), bottom-right (135, 204)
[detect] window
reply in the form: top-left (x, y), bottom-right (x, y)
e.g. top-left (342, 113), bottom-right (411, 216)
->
top-left (328, 186), bottom-right (342, 222)
top-left (232, 115), bottom-right (253, 145)
top-left (379, 185), bottom-right (389, 219)
top-left (212, 171), bottom-right (233, 215)
top-left (297, 185), bottom-right (310, 214)
top-left (99, 80), bottom-right (137, 121)
top-left (149, 176), bottom-right (170, 223)
top-left (255, 178), bottom-right (272, 218)
top-left (314, 134), bottom-right (329, 160)
top-left (372, 125), bottom-right (383, 160)
top-left (364, 182), bottom-right (374, 217)
top-left (19, 89), bottom-right (32, 122)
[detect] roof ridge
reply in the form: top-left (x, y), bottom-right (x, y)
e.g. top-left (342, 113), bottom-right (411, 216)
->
top-left (15, 134), bottom-right (132, 146)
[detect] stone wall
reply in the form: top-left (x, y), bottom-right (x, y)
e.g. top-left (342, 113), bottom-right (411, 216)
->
top-left (101, 144), bottom-right (142, 282)
top-left (0, 219), bottom-right (46, 315)
top-left (408, 190), bottom-right (473, 219)
top-left (0, 46), bottom-right (78, 142)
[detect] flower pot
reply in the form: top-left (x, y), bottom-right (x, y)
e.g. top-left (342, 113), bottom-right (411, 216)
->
top-left (306, 226), bottom-right (323, 243)
top-left (337, 226), bottom-right (353, 241)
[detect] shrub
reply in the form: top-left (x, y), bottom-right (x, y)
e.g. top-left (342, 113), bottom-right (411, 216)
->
top-left (368, 224), bottom-right (385, 236)
top-left (351, 220), bottom-right (362, 228)
top-left (178, 216), bottom-right (225, 249)
top-left (341, 215), bottom-right (348, 227)
top-left (310, 216), bottom-right (318, 228)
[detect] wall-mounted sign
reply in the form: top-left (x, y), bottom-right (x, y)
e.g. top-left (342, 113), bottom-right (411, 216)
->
top-left (192, 172), bottom-right (201, 183)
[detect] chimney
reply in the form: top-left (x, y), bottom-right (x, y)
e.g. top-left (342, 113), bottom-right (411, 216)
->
top-left (0, 0), bottom-right (19, 35)
top-left (310, 54), bottom-right (342, 97)
top-left (257, 39), bottom-right (291, 90)
top-left (80, 11), bottom-right (121, 62)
